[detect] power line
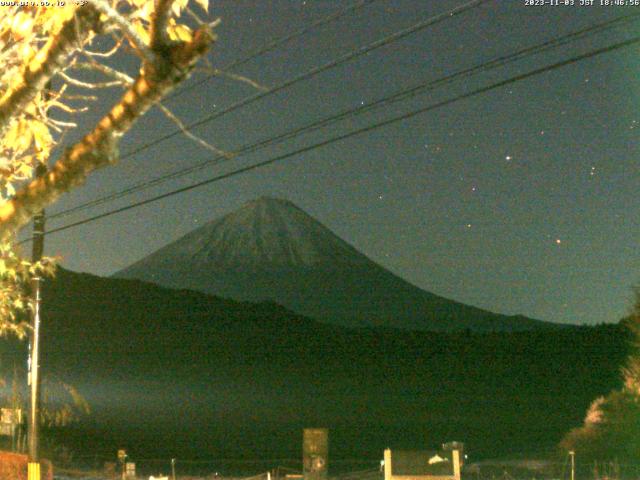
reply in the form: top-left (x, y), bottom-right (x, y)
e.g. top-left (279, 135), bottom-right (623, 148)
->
top-left (48, 12), bottom-right (640, 221)
top-left (50, 0), bottom-right (491, 219)
top-left (119, 0), bottom-right (490, 161)
top-left (29, 34), bottom-right (640, 242)
top-left (163, 0), bottom-right (378, 103)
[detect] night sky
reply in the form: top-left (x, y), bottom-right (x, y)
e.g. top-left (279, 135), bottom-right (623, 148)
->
top-left (30, 0), bottom-right (640, 326)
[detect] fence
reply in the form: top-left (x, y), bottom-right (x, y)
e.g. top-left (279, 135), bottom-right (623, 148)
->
top-left (52, 456), bottom-right (640, 480)
top-left (53, 457), bottom-right (381, 480)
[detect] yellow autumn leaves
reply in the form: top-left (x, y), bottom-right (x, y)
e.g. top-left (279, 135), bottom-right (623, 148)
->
top-left (0, 0), bottom-right (209, 199)
top-left (1, 6), bottom-right (76, 43)
top-left (129, 0), bottom-right (209, 45)
top-left (3, 114), bottom-right (53, 196)
top-left (0, 6), bottom-right (78, 198)
top-left (0, 0), bottom-right (210, 337)
top-left (0, 9), bottom-right (63, 199)
top-left (0, 241), bottom-right (56, 338)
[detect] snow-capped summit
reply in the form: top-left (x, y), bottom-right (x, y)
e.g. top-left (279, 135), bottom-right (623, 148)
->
top-left (150, 196), bottom-right (370, 269)
top-left (115, 197), bottom-right (555, 331)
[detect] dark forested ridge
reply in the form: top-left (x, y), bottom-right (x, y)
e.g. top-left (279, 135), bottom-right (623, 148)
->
top-left (0, 267), bottom-right (627, 462)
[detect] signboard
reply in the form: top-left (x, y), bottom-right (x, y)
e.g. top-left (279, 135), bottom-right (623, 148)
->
top-left (1, 408), bottom-right (21, 425)
top-left (303, 428), bottom-right (328, 480)
top-left (0, 408), bottom-right (21, 437)
top-left (383, 449), bottom-right (461, 480)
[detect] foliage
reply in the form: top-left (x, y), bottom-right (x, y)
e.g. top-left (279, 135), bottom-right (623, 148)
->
top-left (0, 0), bottom-right (214, 336)
top-left (39, 377), bottom-right (90, 427)
top-left (620, 288), bottom-right (640, 395)
top-left (0, 245), bottom-right (55, 339)
top-left (559, 289), bottom-right (640, 462)
top-left (0, 364), bottom-right (91, 424)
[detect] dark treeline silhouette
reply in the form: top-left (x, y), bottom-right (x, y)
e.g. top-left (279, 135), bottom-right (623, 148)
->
top-left (0, 268), bottom-right (627, 464)
top-left (560, 289), bottom-right (640, 467)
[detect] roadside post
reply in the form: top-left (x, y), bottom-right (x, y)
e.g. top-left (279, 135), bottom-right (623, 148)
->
top-left (118, 449), bottom-right (127, 480)
top-left (28, 163), bottom-right (47, 480)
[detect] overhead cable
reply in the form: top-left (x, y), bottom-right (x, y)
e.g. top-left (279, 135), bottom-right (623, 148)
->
top-left (49, 12), bottom-right (640, 220)
top-left (27, 34), bottom-right (640, 242)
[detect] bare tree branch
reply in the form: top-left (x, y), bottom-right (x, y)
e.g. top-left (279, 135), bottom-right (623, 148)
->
top-left (156, 102), bottom-right (234, 158)
top-left (0, 7), bottom-right (100, 137)
top-left (84, 0), bottom-right (156, 64)
top-left (196, 67), bottom-right (268, 92)
top-left (57, 94), bottom-right (98, 102)
top-left (47, 100), bottom-right (89, 114)
top-left (58, 72), bottom-right (125, 90)
top-left (185, 6), bottom-right (207, 26)
top-left (72, 61), bottom-right (135, 86)
top-left (151, 0), bottom-right (175, 49)
top-left (0, 27), bottom-right (215, 240)
top-left (46, 118), bottom-right (78, 130)
top-left (82, 36), bottom-right (124, 58)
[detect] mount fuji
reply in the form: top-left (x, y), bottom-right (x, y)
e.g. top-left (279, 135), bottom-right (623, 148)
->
top-left (115, 197), bottom-right (556, 331)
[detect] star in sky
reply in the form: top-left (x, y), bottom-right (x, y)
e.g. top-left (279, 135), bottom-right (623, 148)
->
top-left (49, 0), bottom-right (638, 328)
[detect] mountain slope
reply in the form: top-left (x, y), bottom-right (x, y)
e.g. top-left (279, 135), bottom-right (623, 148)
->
top-left (1, 268), bottom-right (622, 462)
top-left (115, 197), bottom-right (554, 332)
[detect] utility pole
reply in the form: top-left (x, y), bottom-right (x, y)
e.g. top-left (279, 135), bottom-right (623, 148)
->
top-left (569, 451), bottom-right (575, 480)
top-left (28, 163), bottom-right (47, 479)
